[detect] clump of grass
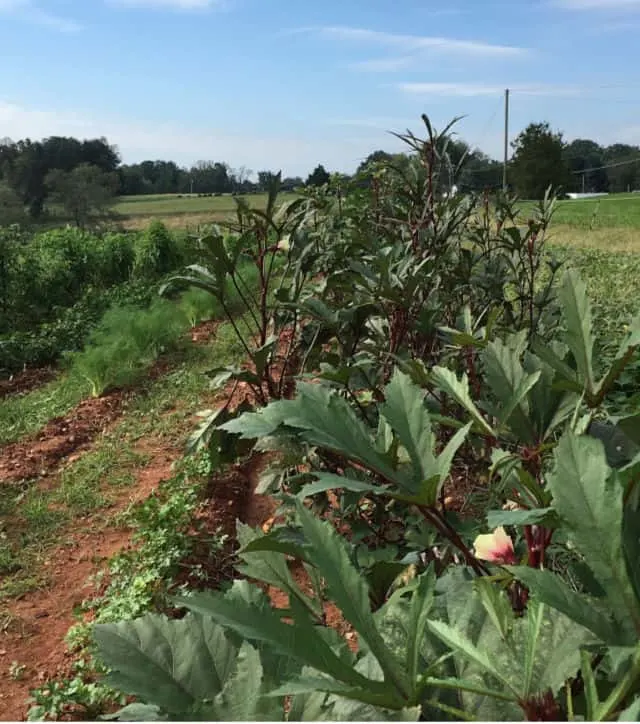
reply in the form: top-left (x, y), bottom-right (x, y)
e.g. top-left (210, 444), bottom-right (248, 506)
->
top-left (0, 375), bottom-right (89, 445)
top-left (178, 287), bottom-right (222, 327)
top-left (67, 299), bottom-right (188, 397)
top-left (132, 220), bottom-right (186, 278)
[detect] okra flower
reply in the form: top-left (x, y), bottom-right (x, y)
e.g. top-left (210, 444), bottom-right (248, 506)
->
top-left (473, 526), bottom-right (516, 565)
top-left (277, 236), bottom-right (290, 252)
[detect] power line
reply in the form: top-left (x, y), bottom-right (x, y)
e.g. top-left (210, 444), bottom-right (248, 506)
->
top-left (571, 156), bottom-right (640, 174)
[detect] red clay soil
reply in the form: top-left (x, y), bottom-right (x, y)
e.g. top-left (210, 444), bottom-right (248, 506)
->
top-left (0, 447), bottom-right (358, 720)
top-left (0, 445), bottom-right (176, 721)
top-left (233, 456), bottom-right (357, 650)
top-left (0, 391), bottom-right (128, 484)
top-left (0, 323), bottom-right (357, 719)
top-left (0, 368), bottom-right (56, 399)
top-left (189, 320), bottom-right (219, 345)
top-left (172, 453), bottom-right (356, 649)
top-left (0, 319), bottom-right (220, 485)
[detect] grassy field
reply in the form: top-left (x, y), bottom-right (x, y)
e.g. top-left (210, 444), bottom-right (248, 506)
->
top-left (115, 191), bottom-right (640, 224)
top-left (549, 193), bottom-right (640, 228)
top-left (114, 191), bottom-right (298, 229)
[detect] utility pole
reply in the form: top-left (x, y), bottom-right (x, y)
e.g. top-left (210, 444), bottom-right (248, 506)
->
top-left (502, 88), bottom-right (510, 192)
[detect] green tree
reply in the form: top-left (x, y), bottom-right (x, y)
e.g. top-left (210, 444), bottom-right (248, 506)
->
top-left (306, 164), bottom-right (331, 187)
top-left (2, 136), bottom-right (119, 218)
top-left (604, 143), bottom-right (640, 193)
top-left (510, 122), bottom-right (570, 199)
top-left (190, 161), bottom-right (232, 194)
top-left (0, 182), bottom-right (25, 226)
top-left (563, 139), bottom-right (608, 193)
top-left (257, 171), bottom-right (279, 192)
top-left (46, 163), bottom-right (118, 228)
top-left (356, 150), bottom-right (394, 175)
top-left (458, 150), bottom-right (503, 192)
top-left (280, 175), bottom-right (303, 192)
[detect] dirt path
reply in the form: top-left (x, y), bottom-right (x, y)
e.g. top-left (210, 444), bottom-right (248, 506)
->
top-left (0, 321), bottom-right (221, 486)
top-left (0, 392), bottom-right (129, 484)
top-left (0, 446), bottom-right (176, 720)
top-left (0, 368), bottom-right (57, 399)
top-left (0, 448), bottom-right (264, 720)
top-left (0, 444), bottom-right (356, 719)
top-left (0, 321), bottom-right (356, 719)
top-left (0, 320), bottom-right (225, 718)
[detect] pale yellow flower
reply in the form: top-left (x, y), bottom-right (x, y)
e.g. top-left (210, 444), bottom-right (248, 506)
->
top-left (277, 236), bottom-right (290, 252)
top-left (473, 526), bottom-right (516, 565)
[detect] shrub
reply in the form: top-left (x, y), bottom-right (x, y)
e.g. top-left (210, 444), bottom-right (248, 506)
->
top-left (0, 280), bottom-right (158, 375)
top-left (133, 221), bottom-right (184, 279)
top-left (178, 288), bottom-right (222, 327)
top-left (67, 299), bottom-right (187, 396)
top-left (89, 232), bottom-right (136, 287)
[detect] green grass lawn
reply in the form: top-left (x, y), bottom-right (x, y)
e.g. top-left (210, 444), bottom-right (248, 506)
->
top-left (114, 191), bottom-right (298, 218)
top-left (113, 190), bottom-right (640, 250)
top-left (521, 193), bottom-right (640, 229)
top-left (117, 191), bottom-right (640, 226)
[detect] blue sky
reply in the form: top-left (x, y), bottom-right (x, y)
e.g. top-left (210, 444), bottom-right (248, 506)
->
top-left (1, 0), bottom-right (640, 176)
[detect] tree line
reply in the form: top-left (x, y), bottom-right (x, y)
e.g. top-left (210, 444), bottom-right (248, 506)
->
top-left (1, 122), bottom-right (639, 226)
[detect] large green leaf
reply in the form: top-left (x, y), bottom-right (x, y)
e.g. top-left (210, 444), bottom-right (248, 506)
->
top-left (379, 370), bottom-right (471, 503)
top-left (236, 523), bottom-right (321, 620)
top-left (431, 366), bottom-right (495, 436)
top-left (102, 703), bottom-right (166, 721)
top-left (221, 383), bottom-right (401, 486)
top-left (379, 370), bottom-right (436, 494)
top-left (486, 508), bottom-right (558, 529)
top-left (209, 642), bottom-right (281, 721)
top-left (173, 584), bottom-right (389, 695)
top-left (295, 501), bottom-right (411, 702)
top-left (516, 600), bottom-right (588, 700)
top-left (474, 578), bottom-right (514, 641)
top-left (548, 433), bottom-right (640, 637)
top-left (427, 570), bottom-right (594, 714)
top-left (239, 525), bottom-right (308, 560)
top-left (269, 675), bottom-right (406, 711)
top-left (580, 645), bottom-right (640, 721)
top-left (427, 422), bottom-right (473, 506)
top-left (286, 689), bottom-right (332, 721)
top-left (219, 398), bottom-right (293, 439)
top-left (94, 614), bottom-right (241, 716)
top-left (297, 473), bottom-right (383, 499)
top-left (559, 270), bottom-right (595, 396)
top-left (482, 338), bottom-right (540, 443)
top-left (522, 348), bottom-right (577, 441)
top-left (405, 568), bottom-right (436, 684)
top-left (506, 566), bottom-right (619, 644)
top-left (426, 619), bottom-right (516, 696)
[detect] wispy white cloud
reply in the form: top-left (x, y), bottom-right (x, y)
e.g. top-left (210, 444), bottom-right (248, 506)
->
top-left (285, 26), bottom-right (527, 75)
top-left (108, 0), bottom-right (225, 9)
top-left (0, 0), bottom-right (81, 31)
top-left (27, 6), bottom-right (82, 31)
top-left (318, 26), bottom-right (527, 57)
top-left (555, 0), bottom-right (640, 9)
top-left (398, 82), bottom-right (584, 97)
